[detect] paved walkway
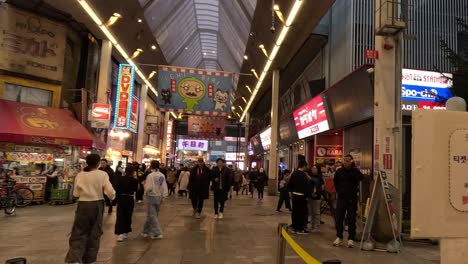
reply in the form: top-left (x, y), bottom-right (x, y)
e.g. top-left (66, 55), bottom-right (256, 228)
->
top-left (0, 194), bottom-right (439, 264)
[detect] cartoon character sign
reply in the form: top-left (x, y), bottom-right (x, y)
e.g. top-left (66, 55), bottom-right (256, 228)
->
top-left (161, 89), bottom-right (172, 104)
top-left (213, 89), bottom-right (229, 111)
top-left (178, 77), bottom-right (206, 112)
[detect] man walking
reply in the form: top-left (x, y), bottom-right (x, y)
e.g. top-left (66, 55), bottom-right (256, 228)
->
top-left (188, 158), bottom-right (212, 219)
top-left (287, 160), bottom-right (311, 235)
top-left (142, 160), bottom-right (168, 240)
top-left (333, 154), bottom-right (363, 248)
top-left (99, 158), bottom-right (116, 214)
top-left (211, 158), bottom-right (233, 219)
top-left (65, 154), bottom-right (116, 264)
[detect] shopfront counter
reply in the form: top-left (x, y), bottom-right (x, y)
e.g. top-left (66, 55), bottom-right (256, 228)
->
top-left (11, 176), bottom-right (47, 203)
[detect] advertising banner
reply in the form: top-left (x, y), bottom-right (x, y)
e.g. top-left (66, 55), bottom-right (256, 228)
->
top-left (315, 145), bottom-right (343, 159)
top-left (402, 69), bottom-right (453, 113)
top-left (129, 96), bottom-right (139, 133)
top-left (188, 116), bottom-right (225, 139)
top-left (114, 64), bottom-right (135, 130)
top-left (260, 127), bottom-right (272, 151)
top-left (225, 152), bottom-right (245, 161)
top-left (157, 66), bottom-right (233, 115)
top-left (146, 115), bottom-right (159, 134)
top-left (92, 103), bottom-right (111, 120)
top-left (0, 4), bottom-right (67, 81)
top-left (177, 139), bottom-right (209, 151)
top-left (4, 152), bottom-right (53, 163)
top-left (293, 95), bottom-right (330, 139)
top-left (166, 119), bottom-right (174, 153)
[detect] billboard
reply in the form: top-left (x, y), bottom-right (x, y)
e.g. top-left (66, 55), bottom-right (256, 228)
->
top-left (316, 145), bottom-right (343, 159)
top-left (166, 119), bottom-right (174, 153)
top-left (293, 95), bottom-right (330, 139)
top-left (157, 66), bottom-right (233, 115)
top-left (177, 139), bottom-right (209, 151)
top-left (260, 127), bottom-right (272, 151)
top-left (401, 69), bottom-right (453, 112)
top-left (114, 64), bottom-right (135, 130)
top-left (129, 96), bottom-right (139, 133)
top-left (188, 116), bottom-right (225, 139)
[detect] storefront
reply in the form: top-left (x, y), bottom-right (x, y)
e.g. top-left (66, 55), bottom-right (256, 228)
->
top-left (0, 99), bottom-right (94, 202)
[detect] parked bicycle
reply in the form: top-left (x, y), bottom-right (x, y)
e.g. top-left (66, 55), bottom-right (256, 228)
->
top-left (0, 178), bottom-right (18, 215)
top-left (14, 184), bottom-right (34, 207)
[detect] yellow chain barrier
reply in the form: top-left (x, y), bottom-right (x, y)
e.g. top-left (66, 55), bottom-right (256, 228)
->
top-left (280, 227), bottom-right (322, 264)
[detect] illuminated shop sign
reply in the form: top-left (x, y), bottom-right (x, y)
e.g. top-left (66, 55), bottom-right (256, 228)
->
top-left (92, 103), bottom-right (111, 121)
top-left (166, 119), bottom-right (174, 153)
top-left (248, 142), bottom-right (254, 156)
top-left (129, 96), bottom-right (139, 133)
top-left (402, 69), bottom-right (453, 111)
top-left (225, 152), bottom-right (245, 161)
top-left (177, 139), bottom-right (209, 151)
top-left (260, 127), bottom-right (272, 151)
top-left (114, 64), bottom-right (135, 130)
top-left (293, 95), bottom-right (330, 139)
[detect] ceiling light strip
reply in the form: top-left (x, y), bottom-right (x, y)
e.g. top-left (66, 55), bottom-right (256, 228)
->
top-left (76, 0), bottom-right (158, 96)
top-left (240, 0), bottom-right (303, 122)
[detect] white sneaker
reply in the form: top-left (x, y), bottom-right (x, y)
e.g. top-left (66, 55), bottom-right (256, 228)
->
top-left (137, 200), bottom-right (143, 204)
top-left (218, 213), bottom-right (223, 219)
top-left (195, 213), bottom-right (201, 219)
top-left (141, 233), bottom-right (149, 238)
top-left (214, 214), bottom-right (219, 219)
top-left (117, 234), bottom-right (126, 242)
top-left (151, 234), bottom-right (163, 240)
top-left (333, 237), bottom-right (343, 247)
top-left (347, 240), bottom-right (355, 248)
top-left (123, 233), bottom-right (129, 239)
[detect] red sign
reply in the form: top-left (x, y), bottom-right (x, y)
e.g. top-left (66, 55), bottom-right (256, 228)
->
top-left (92, 103), bottom-right (111, 121)
top-left (188, 116), bottom-right (225, 139)
top-left (383, 154), bottom-right (392, 169)
top-left (129, 97), bottom-right (139, 133)
top-left (316, 146), bottom-right (343, 158)
top-left (114, 64), bottom-right (135, 129)
top-left (293, 95), bottom-right (329, 139)
top-left (166, 119), bottom-right (174, 153)
top-left (418, 101), bottom-right (446, 110)
top-left (365, 49), bottom-right (379, 59)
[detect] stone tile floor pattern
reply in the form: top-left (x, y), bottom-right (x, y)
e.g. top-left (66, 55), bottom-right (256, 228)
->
top-left (0, 194), bottom-right (439, 264)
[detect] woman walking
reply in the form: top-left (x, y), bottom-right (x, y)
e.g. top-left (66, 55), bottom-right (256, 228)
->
top-left (256, 168), bottom-right (268, 200)
top-left (241, 172), bottom-right (249, 195)
top-left (115, 167), bottom-right (139, 241)
top-left (308, 165), bottom-right (324, 232)
top-left (178, 167), bottom-right (190, 197)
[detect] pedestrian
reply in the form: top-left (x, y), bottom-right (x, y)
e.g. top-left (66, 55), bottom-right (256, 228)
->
top-left (257, 168), bottom-right (268, 200)
top-left (135, 163), bottom-right (147, 203)
top-left (308, 165), bottom-right (324, 232)
top-left (99, 159), bottom-right (117, 213)
top-left (65, 154), bottom-right (116, 264)
top-left (211, 158), bottom-right (233, 219)
top-left (287, 160), bottom-right (311, 235)
top-left (241, 172), bottom-right (249, 195)
top-left (159, 163), bottom-right (168, 179)
top-left (178, 167), bottom-right (190, 197)
top-left (233, 167), bottom-right (242, 196)
top-left (44, 164), bottom-right (59, 202)
top-left (333, 154), bottom-right (363, 248)
top-left (142, 160), bottom-right (168, 240)
top-left (167, 168), bottom-right (177, 196)
top-left (248, 168), bottom-right (258, 198)
top-left (277, 169), bottom-right (291, 212)
top-left (188, 158), bottom-right (212, 219)
top-left (115, 167), bottom-right (138, 241)
top-left (116, 161), bottom-right (124, 177)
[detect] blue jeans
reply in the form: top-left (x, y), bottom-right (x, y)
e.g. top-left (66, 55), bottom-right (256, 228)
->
top-left (143, 196), bottom-right (162, 237)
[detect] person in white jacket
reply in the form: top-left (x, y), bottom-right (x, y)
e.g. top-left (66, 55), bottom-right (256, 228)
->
top-left (142, 160), bottom-right (168, 240)
top-left (178, 167), bottom-right (190, 197)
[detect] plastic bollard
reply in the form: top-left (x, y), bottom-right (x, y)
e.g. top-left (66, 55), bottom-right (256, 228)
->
top-left (323, 260), bottom-right (341, 264)
top-left (5, 258), bottom-right (26, 264)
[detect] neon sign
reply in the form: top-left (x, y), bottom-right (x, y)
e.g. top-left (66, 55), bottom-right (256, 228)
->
top-left (114, 64), bottom-right (135, 130)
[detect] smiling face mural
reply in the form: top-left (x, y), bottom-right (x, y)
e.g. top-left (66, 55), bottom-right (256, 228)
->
top-left (178, 77), bottom-right (206, 111)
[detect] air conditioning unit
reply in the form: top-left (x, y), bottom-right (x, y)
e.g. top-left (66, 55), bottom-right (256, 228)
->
top-left (375, 0), bottom-right (407, 36)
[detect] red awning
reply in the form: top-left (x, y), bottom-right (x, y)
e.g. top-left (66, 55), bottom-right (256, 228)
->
top-left (0, 99), bottom-right (93, 146)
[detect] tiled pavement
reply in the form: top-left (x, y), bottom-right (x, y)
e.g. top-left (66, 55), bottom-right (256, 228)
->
top-left (0, 194), bottom-right (439, 264)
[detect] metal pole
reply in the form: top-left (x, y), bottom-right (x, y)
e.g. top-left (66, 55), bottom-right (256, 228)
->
top-left (276, 223), bottom-right (287, 264)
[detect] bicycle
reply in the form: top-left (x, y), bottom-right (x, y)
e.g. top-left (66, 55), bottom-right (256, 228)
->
top-left (0, 179), bottom-right (18, 215)
top-left (15, 184), bottom-right (34, 207)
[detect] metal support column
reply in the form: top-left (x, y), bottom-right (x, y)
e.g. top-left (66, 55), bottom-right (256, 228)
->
top-left (268, 70), bottom-right (280, 195)
top-left (244, 113), bottom-right (250, 169)
top-left (135, 84), bottom-right (148, 163)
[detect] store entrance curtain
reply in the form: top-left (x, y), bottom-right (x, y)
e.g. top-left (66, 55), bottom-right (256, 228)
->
top-left (157, 66), bottom-right (233, 116)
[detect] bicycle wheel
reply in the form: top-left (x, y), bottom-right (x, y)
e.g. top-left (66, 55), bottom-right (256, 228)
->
top-left (16, 187), bottom-right (34, 207)
top-left (5, 191), bottom-right (17, 215)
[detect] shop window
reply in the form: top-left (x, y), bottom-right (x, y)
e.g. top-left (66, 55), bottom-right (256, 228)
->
top-left (3, 83), bottom-right (52, 106)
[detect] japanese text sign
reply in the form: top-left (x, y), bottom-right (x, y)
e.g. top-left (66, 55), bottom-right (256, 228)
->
top-left (92, 103), bottom-right (111, 121)
top-left (449, 129), bottom-right (468, 212)
top-left (188, 116), bottom-right (225, 139)
top-left (114, 64), bottom-right (135, 130)
top-left (293, 95), bottom-right (330, 139)
top-left (177, 139), bottom-right (209, 151)
top-left (129, 96), bottom-right (139, 133)
top-left (166, 119), bottom-right (174, 153)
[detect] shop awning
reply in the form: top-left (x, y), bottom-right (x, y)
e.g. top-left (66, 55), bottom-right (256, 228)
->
top-left (0, 99), bottom-right (93, 146)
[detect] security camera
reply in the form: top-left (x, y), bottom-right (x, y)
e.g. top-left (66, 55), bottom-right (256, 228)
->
top-left (270, 26), bottom-right (276, 34)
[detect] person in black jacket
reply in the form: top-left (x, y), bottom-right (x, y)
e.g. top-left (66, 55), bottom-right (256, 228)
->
top-left (308, 164), bottom-right (324, 232)
top-left (211, 158), bottom-right (233, 219)
top-left (188, 158), bottom-right (212, 219)
top-left (100, 159), bottom-right (117, 214)
top-left (257, 168), bottom-right (268, 200)
top-left (114, 167), bottom-right (138, 242)
top-left (288, 160), bottom-right (311, 235)
top-left (333, 154), bottom-right (363, 248)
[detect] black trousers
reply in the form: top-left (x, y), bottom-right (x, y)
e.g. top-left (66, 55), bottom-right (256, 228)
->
top-left (291, 194), bottom-right (308, 231)
top-left (257, 186), bottom-right (264, 199)
top-left (65, 200), bottom-right (104, 264)
top-left (277, 190), bottom-right (291, 210)
top-left (213, 190), bottom-right (227, 214)
top-left (191, 192), bottom-right (205, 213)
top-left (136, 183), bottom-right (144, 201)
top-left (335, 198), bottom-right (358, 240)
top-left (115, 196), bottom-right (135, 235)
top-left (45, 177), bottom-right (58, 202)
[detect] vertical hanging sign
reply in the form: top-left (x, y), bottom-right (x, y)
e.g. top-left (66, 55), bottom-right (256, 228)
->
top-left (129, 96), bottom-right (139, 133)
top-left (114, 64), bottom-right (135, 130)
top-left (166, 119), bottom-right (174, 154)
